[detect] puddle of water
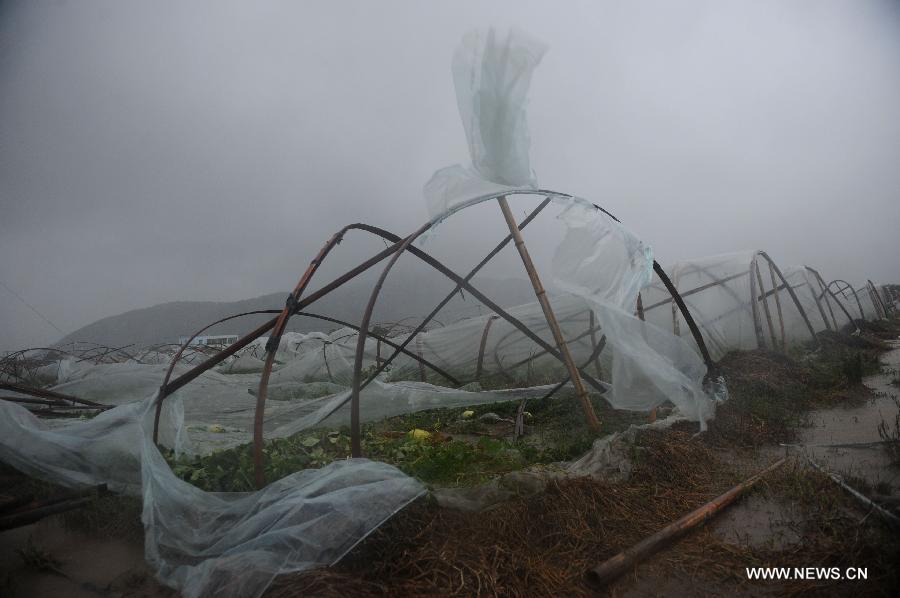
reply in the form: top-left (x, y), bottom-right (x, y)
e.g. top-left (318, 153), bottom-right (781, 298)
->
top-left (799, 341), bottom-right (900, 492)
top-left (710, 494), bottom-right (800, 550)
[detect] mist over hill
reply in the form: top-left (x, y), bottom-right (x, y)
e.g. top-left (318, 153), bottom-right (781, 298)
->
top-left (57, 275), bottom-right (534, 348)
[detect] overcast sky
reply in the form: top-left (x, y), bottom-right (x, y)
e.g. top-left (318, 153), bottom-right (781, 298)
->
top-left (1, 0), bottom-right (899, 351)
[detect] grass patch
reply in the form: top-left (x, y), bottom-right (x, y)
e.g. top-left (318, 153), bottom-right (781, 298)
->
top-left (268, 432), bottom-right (900, 597)
top-left (743, 464), bottom-right (900, 595)
top-left (165, 430), bottom-right (538, 491)
top-left (267, 429), bottom-right (737, 597)
top-left (16, 537), bottom-right (63, 575)
top-left (165, 392), bottom-right (649, 492)
top-left (706, 350), bottom-right (817, 447)
top-left (706, 332), bottom-right (888, 448)
top-left (856, 316), bottom-right (900, 341)
top-left (877, 394), bottom-right (900, 467)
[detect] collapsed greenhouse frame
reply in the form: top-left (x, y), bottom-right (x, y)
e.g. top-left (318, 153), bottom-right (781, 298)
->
top-left (639, 251), bottom-right (820, 355)
top-left (1, 191), bottom-right (893, 598)
top-left (2, 25), bottom-right (896, 597)
top-left (139, 189), bottom-right (716, 488)
top-left (630, 248), bottom-right (882, 365)
top-left (3, 193), bottom-right (887, 490)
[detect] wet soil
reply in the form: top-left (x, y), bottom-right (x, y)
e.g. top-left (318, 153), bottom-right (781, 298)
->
top-left (798, 341), bottom-right (900, 491)
top-left (0, 516), bottom-right (173, 597)
top-left (708, 341), bottom-right (900, 554)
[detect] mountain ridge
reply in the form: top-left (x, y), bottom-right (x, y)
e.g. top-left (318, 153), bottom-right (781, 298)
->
top-left (57, 275), bottom-right (535, 348)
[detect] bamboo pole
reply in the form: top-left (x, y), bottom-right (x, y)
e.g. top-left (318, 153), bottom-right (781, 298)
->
top-left (496, 196), bottom-right (601, 432)
top-left (587, 458), bottom-right (786, 588)
top-left (807, 460), bottom-right (900, 530)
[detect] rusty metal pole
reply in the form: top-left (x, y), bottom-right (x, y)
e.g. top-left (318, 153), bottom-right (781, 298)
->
top-left (754, 259), bottom-right (779, 350)
top-left (253, 230), bottom-right (347, 488)
top-left (766, 259), bottom-right (787, 352)
top-left (496, 196), bottom-right (601, 432)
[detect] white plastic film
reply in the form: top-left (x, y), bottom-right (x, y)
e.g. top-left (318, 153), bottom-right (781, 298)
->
top-left (425, 28), bottom-right (546, 219)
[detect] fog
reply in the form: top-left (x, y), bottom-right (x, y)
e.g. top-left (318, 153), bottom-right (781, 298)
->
top-left (2, 0), bottom-right (899, 351)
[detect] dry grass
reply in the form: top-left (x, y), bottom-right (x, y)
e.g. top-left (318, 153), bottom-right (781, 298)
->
top-left (267, 431), bottom-right (740, 597)
top-left (268, 335), bottom-right (900, 597)
top-left (705, 350), bottom-right (817, 447)
top-left (854, 317), bottom-right (900, 342)
top-left (705, 334), bottom-right (886, 449)
top-left (269, 432), bottom-right (900, 597)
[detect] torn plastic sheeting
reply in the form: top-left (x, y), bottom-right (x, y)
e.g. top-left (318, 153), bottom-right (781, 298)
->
top-left (423, 26), bottom-right (716, 425)
top-left (143, 445), bottom-right (425, 598)
top-left (424, 190), bottom-right (717, 426)
top-left (641, 252), bottom-right (831, 361)
top-left (426, 28), bottom-right (546, 219)
top-left (550, 200), bottom-right (714, 425)
top-left (0, 394), bottom-right (425, 598)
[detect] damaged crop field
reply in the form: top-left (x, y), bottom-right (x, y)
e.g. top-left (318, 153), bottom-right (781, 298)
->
top-left (4, 319), bottom-right (900, 597)
top-left (265, 325), bottom-right (900, 597)
top-left (3, 13), bottom-right (900, 598)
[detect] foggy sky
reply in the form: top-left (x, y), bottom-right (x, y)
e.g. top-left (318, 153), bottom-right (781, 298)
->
top-left (2, 0), bottom-right (899, 351)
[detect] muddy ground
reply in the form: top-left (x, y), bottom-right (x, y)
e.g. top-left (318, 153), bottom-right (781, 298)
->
top-left (2, 327), bottom-right (899, 597)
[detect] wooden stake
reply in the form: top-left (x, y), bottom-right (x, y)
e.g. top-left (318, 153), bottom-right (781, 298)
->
top-left (587, 458), bottom-right (786, 588)
top-left (496, 196), bottom-right (601, 432)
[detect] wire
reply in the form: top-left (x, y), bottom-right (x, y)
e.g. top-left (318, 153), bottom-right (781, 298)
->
top-left (0, 279), bottom-right (66, 336)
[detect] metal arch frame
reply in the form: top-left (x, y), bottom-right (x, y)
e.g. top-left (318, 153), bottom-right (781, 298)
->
top-left (828, 279), bottom-right (866, 322)
top-left (53, 341), bottom-right (139, 364)
top-left (798, 269), bottom-right (833, 332)
top-left (638, 251), bottom-right (817, 355)
top-left (881, 286), bottom-right (897, 311)
top-left (881, 284), bottom-right (896, 314)
top-left (345, 215), bottom-right (613, 458)
top-left (138, 343), bottom-right (222, 365)
top-left (347, 197), bottom-right (556, 399)
top-left (866, 279), bottom-right (888, 320)
top-left (0, 347), bottom-right (80, 384)
top-left (150, 309), bottom-right (458, 444)
top-left (140, 188), bottom-right (712, 488)
top-left (750, 251), bottom-right (818, 351)
top-left (347, 190), bottom-right (714, 460)
top-left (804, 266), bottom-right (857, 330)
top-left (583, 205), bottom-right (713, 370)
top-left (647, 263), bottom-right (752, 355)
top-left (498, 309), bottom-right (598, 374)
top-left (0, 344), bottom-right (142, 386)
top-left (0, 381), bottom-right (109, 410)
top-left (853, 285), bottom-right (874, 320)
top-left (640, 271), bottom-right (749, 315)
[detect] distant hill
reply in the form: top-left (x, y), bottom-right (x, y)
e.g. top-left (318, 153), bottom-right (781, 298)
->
top-left (57, 272), bottom-right (535, 348)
